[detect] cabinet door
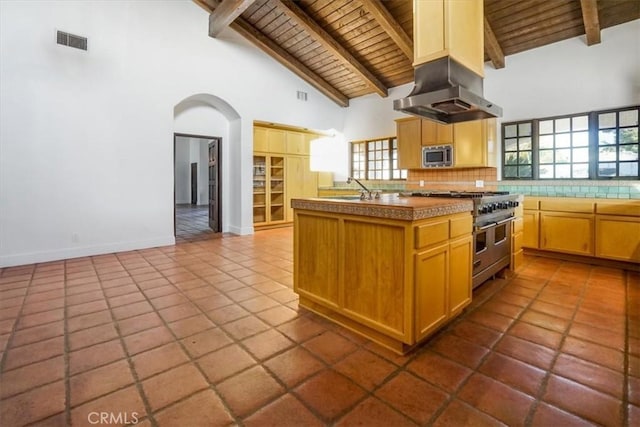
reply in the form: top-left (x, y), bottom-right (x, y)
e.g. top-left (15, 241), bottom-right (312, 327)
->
top-left (449, 235), bottom-right (472, 316)
top-left (540, 212), bottom-right (594, 255)
top-left (302, 158), bottom-right (318, 199)
top-left (596, 215), bottom-right (640, 262)
top-left (397, 118), bottom-right (422, 169)
top-left (421, 120), bottom-right (453, 146)
top-left (268, 129), bottom-right (286, 153)
top-left (253, 128), bottom-right (269, 153)
top-left (285, 156), bottom-right (304, 222)
top-left (415, 242), bottom-right (449, 341)
top-left (453, 120), bottom-right (485, 167)
top-left (523, 210), bottom-right (540, 248)
top-left (287, 131), bottom-right (305, 155)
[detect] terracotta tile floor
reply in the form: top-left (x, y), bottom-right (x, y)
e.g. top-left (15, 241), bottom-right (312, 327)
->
top-left (0, 227), bottom-right (638, 426)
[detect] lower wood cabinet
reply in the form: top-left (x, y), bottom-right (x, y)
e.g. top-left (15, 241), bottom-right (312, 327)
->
top-left (415, 242), bottom-right (448, 341)
top-left (596, 215), bottom-right (640, 262)
top-left (540, 212), bottom-right (594, 256)
top-left (523, 210), bottom-right (539, 249)
top-left (449, 235), bottom-right (473, 315)
top-left (523, 197), bottom-right (640, 265)
top-left (511, 217), bottom-right (524, 271)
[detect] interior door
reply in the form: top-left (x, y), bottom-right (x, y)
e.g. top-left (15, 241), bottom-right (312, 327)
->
top-left (208, 139), bottom-right (221, 232)
top-left (190, 163), bottom-right (198, 205)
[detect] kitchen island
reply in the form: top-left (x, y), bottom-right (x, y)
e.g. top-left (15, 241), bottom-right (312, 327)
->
top-left (292, 194), bottom-right (475, 354)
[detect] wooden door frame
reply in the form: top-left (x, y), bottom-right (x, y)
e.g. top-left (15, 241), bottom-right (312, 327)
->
top-left (173, 133), bottom-right (222, 236)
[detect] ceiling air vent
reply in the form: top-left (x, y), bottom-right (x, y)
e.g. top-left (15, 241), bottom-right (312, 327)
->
top-left (56, 30), bottom-right (87, 51)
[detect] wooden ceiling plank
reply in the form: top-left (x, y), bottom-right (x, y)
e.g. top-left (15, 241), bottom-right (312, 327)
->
top-left (497, 7), bottom-right (582, 40)
top-left (359, 0), bottom-right (413, 60)
top-left (580, 0), bottom-right (601, 45)
top-left (196, 0), bottom-right (349, 107)
top-left (484, 17), bottom-right (505, 69)
top-left (209, 0), bottom-right (258, 37)
top-left (491, 2), bottom-right (580, 36)
top-left (277, 0), bottom-right (388, 97)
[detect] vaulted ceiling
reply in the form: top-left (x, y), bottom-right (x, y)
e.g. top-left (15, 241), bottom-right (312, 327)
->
top-left (194, 0), bottom-right (640, 107)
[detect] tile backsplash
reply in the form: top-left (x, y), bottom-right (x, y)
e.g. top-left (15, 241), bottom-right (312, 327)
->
top-left (497, 180), bottom-right (640, 199)
top-left (323, 168), bottom-right (640, 199)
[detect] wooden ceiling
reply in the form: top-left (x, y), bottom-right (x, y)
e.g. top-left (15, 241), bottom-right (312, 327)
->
top-left (194, 0), bottom-right (640, 107)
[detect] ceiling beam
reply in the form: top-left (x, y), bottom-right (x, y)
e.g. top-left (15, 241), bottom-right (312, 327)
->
top-left (358, 0), bottom-right (413, 60)
top-left (193, 0), bottom-right (349, 107)
top-left (277, 0), bottom-right (388, 98)
top-left (484, 17), bottom-right (505, 69)
top-left (580, 0), bottom-right (601, 45)
top-left (208, 0), bottom-right (256, 37)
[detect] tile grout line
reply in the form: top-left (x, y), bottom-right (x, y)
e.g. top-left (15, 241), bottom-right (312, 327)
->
top-left (91, 257), bottom-right (160, 427)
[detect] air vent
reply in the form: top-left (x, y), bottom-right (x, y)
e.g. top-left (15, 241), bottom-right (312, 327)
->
top-left (296, 91), bottom-right (308, 102)
top-left (56, 30), bottom-right (87, 51)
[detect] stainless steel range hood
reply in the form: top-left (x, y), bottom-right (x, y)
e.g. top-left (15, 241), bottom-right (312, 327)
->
top-left (394, 57), bottom-right (502, 124)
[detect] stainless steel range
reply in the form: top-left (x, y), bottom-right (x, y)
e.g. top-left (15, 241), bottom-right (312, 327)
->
top-left (406, 191), bottom-right (521, 288)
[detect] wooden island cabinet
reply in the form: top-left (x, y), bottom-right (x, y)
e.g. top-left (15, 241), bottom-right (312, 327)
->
top-left (292, 195), bottom-right (474, 354)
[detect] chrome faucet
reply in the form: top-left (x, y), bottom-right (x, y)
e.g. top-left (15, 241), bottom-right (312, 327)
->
top-left (347, 177), bottom-right (373, 200)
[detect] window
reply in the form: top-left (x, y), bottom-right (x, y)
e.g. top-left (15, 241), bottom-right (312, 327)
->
top-left (503, 122), bottom-right (533, 179)
top-left (350, 137), bottom-right (406, 180)
top-left (597, 109), bottom-right (639, 178)
top-left (538, 114), bottom-right (589, 179)
top-left (502, 106), bottom-right (639, 180)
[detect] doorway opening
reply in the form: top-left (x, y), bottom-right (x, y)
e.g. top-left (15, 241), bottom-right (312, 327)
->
top-left (174, 133), bottom-right (222, 242)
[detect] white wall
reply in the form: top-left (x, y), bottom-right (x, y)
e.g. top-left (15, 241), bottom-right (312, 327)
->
top-left (484, 20), bottom-right (640, 123)
top-left (0, 0), bottom-right (345, 267)
top-left (174, 136), bottom-right (209, 205)
top-left (175, 139), bottom-right (191, 204)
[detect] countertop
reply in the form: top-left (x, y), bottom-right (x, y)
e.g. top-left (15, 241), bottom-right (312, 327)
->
top-left (291, 194), bottom-right (473, 221)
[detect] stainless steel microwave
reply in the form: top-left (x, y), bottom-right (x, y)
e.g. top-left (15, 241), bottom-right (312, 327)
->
top-left (422, 145), bottom-right (453, 168)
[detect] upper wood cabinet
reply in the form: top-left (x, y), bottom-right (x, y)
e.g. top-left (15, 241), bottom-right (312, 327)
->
top-left (453, 119), bottom-right (497, 168)
top-left (254, 127), bottom-right (286, 153)
top-left (396, 118), bottom-right (422, 169)
top-left (396, 117), bottom-right (496, 169)
top-left (422, 120), bottom-right (453, 146)
top-left (413, 0), bottom-right (484, 77)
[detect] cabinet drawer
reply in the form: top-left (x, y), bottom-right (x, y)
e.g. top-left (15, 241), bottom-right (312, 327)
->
top-left (523, 198), bottom-right (539, 210)
top-left (415, 220), bottom-right (449, 249)
top-left (596, 202), bottom-right (640, 217)
top-left (449, 215), bottom-right (472, 239)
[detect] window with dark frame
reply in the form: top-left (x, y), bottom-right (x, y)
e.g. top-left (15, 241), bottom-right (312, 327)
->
top-left (597, 109), bottom-right (639, 178)
top-left (503, 122), bottom-right (533, 179)
top-left (350, 137), bottom-right (407, 180)
top-left (502, 105), bottom-right (639, 180)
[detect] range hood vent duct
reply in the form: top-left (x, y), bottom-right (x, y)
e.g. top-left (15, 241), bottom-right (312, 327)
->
top-left (394, 57), bottom-right (502, 124)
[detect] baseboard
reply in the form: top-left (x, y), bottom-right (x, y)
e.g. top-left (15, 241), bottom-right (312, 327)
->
top-left (227, 224), bottom-right (254, 235)
top-left (0, 236), bottom-right (176, 268)
top-left (523, 248), bottom-right (640, 272)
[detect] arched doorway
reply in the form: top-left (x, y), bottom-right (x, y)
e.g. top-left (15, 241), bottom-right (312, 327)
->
top-left (173, 94), bottom-right (242, 239)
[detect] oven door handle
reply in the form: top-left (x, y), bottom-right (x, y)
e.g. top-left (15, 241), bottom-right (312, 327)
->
top-left (475, 222), bottom-right (496, 231)
top-left (496, 217), bottom-right (514, 226)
